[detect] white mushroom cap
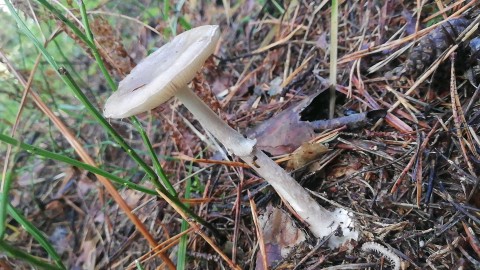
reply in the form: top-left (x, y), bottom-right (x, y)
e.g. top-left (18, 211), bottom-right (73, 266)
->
top-left (104, 25), bottom-right (220, 118)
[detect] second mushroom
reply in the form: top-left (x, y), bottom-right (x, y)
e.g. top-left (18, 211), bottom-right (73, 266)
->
top-left (104, 25), bottom-right (357, 248)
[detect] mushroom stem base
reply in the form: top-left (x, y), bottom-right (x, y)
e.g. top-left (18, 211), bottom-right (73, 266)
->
top-left (175, 86), bottom-right (357, 247)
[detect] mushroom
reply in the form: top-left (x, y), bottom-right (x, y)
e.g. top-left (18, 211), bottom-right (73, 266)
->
top-left (104, 25), bottom-right (357, 248)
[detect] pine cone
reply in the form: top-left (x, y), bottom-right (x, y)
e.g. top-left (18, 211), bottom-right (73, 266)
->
top-left (404, 17), bottom-right (471, 76)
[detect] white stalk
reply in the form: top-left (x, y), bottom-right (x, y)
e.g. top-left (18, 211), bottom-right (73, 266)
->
top-left (176, 86), bottom-right (357, 247)
top-left (176, 86), bottom-right (256, 157)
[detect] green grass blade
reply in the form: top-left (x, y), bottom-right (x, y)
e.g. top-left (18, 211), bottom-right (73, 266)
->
top-left (135, 259), bottom-right (145, 270)
top-left (5, 1), bottom-right (162, 190)
top-left (38, 0), bottom-right (178, 196)
top-left (76, 0), bottom-right (116, 90)
top-left (0, 239), bottom-right (64, 270)
top-left (0, 132), bottom-right (223, 240)
top-left (7, 204), bottom-right (66, 270)
top-left (35, 0), bottom-right (94, 48)
top-left (130, 118), bottom-right (177, 196)
top-left (329, 0), bottom-right (339, 119)
top-left (176, 169), bottom-right (192, 270)
top-left (163, 0), bottom-right (171, 21)
top-left (6, 0), bottom-right (222, 241)
top-left (0, 171), bottom-right (13, 238)
top-left (77, 0), bottom-right (177, 196)
top-left (0, 133), bottom-right (157, 195)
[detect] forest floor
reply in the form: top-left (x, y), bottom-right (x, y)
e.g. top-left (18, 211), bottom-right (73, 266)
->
top-left (2, 0), bottom-right (480, 269)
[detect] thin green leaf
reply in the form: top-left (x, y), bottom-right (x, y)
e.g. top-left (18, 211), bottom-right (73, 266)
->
top-left (6, 1), bottom-right (162, 190)
top-left (0, 171), bottom-right (13, 238)
top-left (0, 133), bottom-right (157, 195)
top-left (328, 0), bottom-right (339, 119)
top-left (177, 165), bottom-right (193, 270)
top-left (6, 0), bottom-right (223, 241)
top-left (0, 239), bottom-right (64, 270)
top-left (8, 204), bottom-right (66, 270)
top-left (76, 0), bottom-right (177, 196)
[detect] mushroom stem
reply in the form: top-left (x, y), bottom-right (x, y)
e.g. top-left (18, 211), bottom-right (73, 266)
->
top-left (175, 86), bottom-right (356, 245)
top-left (176, 86), bottom-right (256, 157)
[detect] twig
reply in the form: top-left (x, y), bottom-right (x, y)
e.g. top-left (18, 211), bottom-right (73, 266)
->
top-left (157, 189), bottom-right (242, 270)
top-left (248, 191), bottom-right (268, 270)
top-left (449, 53), bottom-right (477, 177)
top-left (391, 121), bottom-right (439, 194)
